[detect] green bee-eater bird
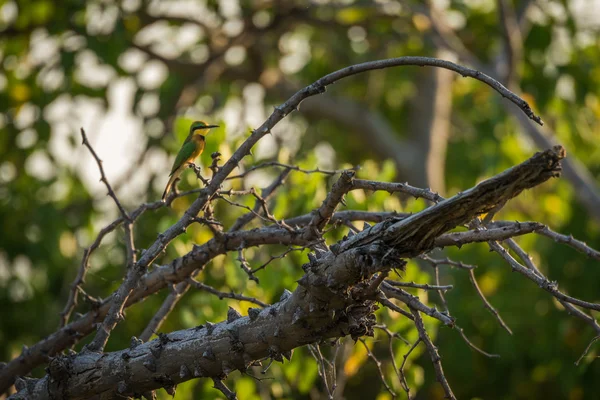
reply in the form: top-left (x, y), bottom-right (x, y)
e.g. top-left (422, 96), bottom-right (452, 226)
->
top-left (162, 120), bottom-right (219, 201)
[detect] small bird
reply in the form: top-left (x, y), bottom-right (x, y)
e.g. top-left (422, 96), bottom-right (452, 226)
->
top-left (162, 120), bottom-right (219, 201)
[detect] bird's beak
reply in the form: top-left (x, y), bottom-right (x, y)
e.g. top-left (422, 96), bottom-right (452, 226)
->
top-left (206, 124), bottom-right (219, 129)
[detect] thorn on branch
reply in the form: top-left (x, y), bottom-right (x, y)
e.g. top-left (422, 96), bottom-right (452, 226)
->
top-left (227, 307), bottom-right (242, 323)
top-left (212, 378), bottom-right (238, 400)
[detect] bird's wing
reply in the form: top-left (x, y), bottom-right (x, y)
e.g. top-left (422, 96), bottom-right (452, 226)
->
top-left (169, 140), bottom-right (198, 175)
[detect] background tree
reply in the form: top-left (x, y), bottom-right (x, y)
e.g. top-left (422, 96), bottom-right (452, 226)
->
top-left (1, 0), bottom-right (600, 398)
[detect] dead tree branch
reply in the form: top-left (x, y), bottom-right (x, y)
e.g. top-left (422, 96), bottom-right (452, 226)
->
top-left (0, 55), bottom-right (562, 393)
top-left (8, 145), bottom-right (570, 399)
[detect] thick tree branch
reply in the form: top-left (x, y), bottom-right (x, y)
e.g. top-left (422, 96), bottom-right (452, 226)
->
top-left (3, 145), bottom-right (564, 393)
top-left (7, 145), bottom-right (568, 398)
top-left (11, 241), bottom-right (405, 399)
top-left (0, 57), bottom-right (553, 392)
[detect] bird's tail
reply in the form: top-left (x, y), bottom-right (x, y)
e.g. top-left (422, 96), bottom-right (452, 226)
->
top-left (162, 172), bottom-right (179, 201)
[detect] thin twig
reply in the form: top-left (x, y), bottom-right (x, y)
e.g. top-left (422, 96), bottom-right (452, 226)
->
top-left (359, 339), bottom-right (396, 398)
top-left (537, 226), bottom-right (600, 261)
top-left (227, 161), bottom-right (346, 181)
top-left (308, 344), bottom-right (337, 399)
top-left (433, 265), bottom-right (450, 314)
top-left (456, 327), bottom-right (500, 358)
top-left (187, 278), bottom-right (269, 308)
top-left (381, 283), bottom-right (455, 326)
top-left (352, 179), bottom-right (443, 203)
top-left (468, 269), bottom-right (513, 335)
top-left (378, 296), bottom-right (415, 321)
top-left (400, 338), bottom-right (421, 400)
top-left (218, 194), bottom-right (294, 232)
top-left (487, 240), bottom-right (600, 311)
top-left (304, 171), bottom-right (355, 241)
top-left (385, 280), bottom-right (453, 291)
top-left (431, 260), bottom-right (500, 358)
top-left (236, 249), bottom-right (260, 283)
top-left (140, 281), bottom-right (191, 342)
top-left (374, 323), bottom-right (410, 346)
top-left (80, 128), bottom-right (130, 220)
top-left (250, 247), bottom-right (308, 274)
top-left (503, 238), bottom-right (544, 278)
top-left (410, 308), bottom-right (457, 400)
top-left (434, 222), bottom-right (544, 247)
top-left (504, 236), bottom-right (600, 351)
top-left (229, 169), bottom-right (290, 232)
top-left (420, 254), bottom-right (477, 270)
top-left (575, 336), bottom-right (600, 366)
top-left (373, 326), bottom-right (408, 396)
top-left (59, 219), bottom-right (121, 327)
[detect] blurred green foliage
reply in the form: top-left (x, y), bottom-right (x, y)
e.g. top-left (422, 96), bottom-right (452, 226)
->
top-left (1, 0), bottom-right (600, 398)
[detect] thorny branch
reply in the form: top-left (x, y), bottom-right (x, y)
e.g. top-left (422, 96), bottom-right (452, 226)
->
top-left (400, 338), bottom-right (421, 399)
top-left (139, 282), bottom-right (191, 343)
top-left (4, 56), bottom-right (598, 398)
top-left (7, 144), bottom-right (599, 399)
top-left (359, 339), bottom-right (396, 398)
top-left (308, 343), bottom-right (339, 399)
top-left (227, 161), bottom-right (347, 181)
top-left (374, 324), bottom-right (409, 397)
top-left (79, 129), bottom-right (138, 353)
top-left (411, 308), bottom-right (456, 400)
top-left (79, 128), bottom-right (130, 220)
top-left (59, 130), bottom-right (143, 328)
top-left (468, 269), bottom-right (513, 335)
top-left (187, 278), bottom-right (269, 308)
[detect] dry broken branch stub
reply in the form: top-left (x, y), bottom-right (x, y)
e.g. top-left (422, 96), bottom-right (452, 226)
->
top-left (339, 146), bottom-right (565, 256)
